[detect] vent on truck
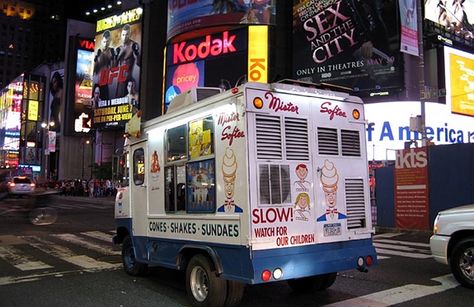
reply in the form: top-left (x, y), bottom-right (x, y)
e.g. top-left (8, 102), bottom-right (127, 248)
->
top-left (341, 130), bottom-right (361, 157)
top-left (345, 178), bottom-right (366, 229)
top-left (255, 114), bottom-right (282, 159)
top-left (285, 117), bottom-right (309, 160)
top-left (317, 127), bottom-right (338, 155)
top-left (259, 164), bottom-right (291, 204)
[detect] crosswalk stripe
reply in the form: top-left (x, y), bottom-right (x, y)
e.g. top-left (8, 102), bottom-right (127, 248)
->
top-left (0, 246), bottom-right (53, 271)
top-left (377, 255), bottom-right (391, 260)
top-left (51, 233), bottom-right (120, 255)
top-left (21, 236), bottom-right (118, 270)
top-left (81, 231), bottom-right (114, 243)
top-left (376, 247), bottom-right (432, 259)
top-left (374, 242), bottom-right (431, 254)
top-left (374, 238), bottom-right (430, 248)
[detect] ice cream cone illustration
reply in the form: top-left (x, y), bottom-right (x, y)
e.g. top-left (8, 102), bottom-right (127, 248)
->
top-left (317, 160), bottom-right (346, 222)
top-left (218, 148), bottom-right (243, 213)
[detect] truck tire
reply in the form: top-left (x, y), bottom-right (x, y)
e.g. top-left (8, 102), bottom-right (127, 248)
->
top-left (186, 254), bottom-right (227, 307)
top-left (122, 236), bottom-right (148, 276)
top-left (224, 280), bottom-right (245, 307)
top-left (450, 237), bottom-right (474, 289)
top-left (288, 273), bottom-right (337, 293)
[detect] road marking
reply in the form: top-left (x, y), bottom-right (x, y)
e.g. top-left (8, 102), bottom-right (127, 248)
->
top-left (22, 236), bottom-right (118, 270)
top-left (377, 255), bottom-right (390, 260)
top-left (0, 267), bottom-right (119, 286)
top-left (324, 274), bottom-right (458, 306)
top-left (374, 243), bottom-right (431, 254)
top-left (0, 246), bottom-right (53, 271)
top-left (374, 239), bottom-right (430, 248)
top-left (81, 231), bottom-right (114, 243)
top-left (374, 233), bottom-right (402, 238)
top-left (52, 233), bottom-right (120, 255)
top-left (375, 248), bottom-right (432, 259)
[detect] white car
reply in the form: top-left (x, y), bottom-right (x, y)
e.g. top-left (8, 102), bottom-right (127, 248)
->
top-left (8, 176), bottom-right (36, 195)
top-left (430, 204), bottom-right (474, 289)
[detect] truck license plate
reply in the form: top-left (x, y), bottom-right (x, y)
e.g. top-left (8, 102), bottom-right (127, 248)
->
top-left (323, 223), bottom-right (341, 236)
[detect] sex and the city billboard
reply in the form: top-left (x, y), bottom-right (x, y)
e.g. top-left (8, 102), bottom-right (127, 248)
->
top-left (167, 0), bottom-right (275, 39)
top-left (292, 0), bottom-right (403, 97)
top-left (92, 7), bottom-right (143, 128)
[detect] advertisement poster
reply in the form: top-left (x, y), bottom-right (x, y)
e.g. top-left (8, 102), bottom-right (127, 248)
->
top-left (186, 159), bottom-right (215, 213)
top-left (444, 46), bottom-right (474, 117)
top-left (48, 69), bottom-right (64, 132)
top-left (394, 148), bottom-right (429, 230)
top-left (399, 0), bottom-right (418, 56)
top-left (92, 7), bottom-right (143, 128)
top-left (292, 0), bottom-right (402, 96)
top-left (424, 0), bottom-right (474, 39)
top-left (167, 0), bottom-right (275, 39)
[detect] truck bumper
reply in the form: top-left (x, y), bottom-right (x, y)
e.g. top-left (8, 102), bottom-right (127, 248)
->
top-left (430, 234), bottom-right (450, 265)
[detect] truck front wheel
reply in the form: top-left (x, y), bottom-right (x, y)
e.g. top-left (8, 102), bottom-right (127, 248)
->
top-left (450, 237), bottom-right (474, 289)
top-left (122, 236), bottom-right (147, 276)
top-left (186, 254), bottom-right (227, 307)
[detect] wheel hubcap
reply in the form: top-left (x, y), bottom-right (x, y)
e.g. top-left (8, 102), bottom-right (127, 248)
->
top-left (190, 266), bottom-right (209, 302)
top-left (459, 247), bottom-right (474, 281)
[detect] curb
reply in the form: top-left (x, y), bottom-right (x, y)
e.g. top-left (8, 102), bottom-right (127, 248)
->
top-left (375, 226), bottom-right (433, 236)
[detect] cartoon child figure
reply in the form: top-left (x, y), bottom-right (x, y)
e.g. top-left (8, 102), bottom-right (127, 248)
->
top-left (294, 192), bottom-right (311, 221)
top-left (317, 160), bottom-right (347, 222)
top-left (218, 148), bottom-right (243, 213)
top-left (294, 164), bottom-right (310, 192)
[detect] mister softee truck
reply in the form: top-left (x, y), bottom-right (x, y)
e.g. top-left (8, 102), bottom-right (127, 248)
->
top-left (114, 81), bottom-right (377, 307)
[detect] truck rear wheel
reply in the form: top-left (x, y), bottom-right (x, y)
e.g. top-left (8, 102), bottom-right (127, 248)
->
top-left (287, 272), bottom-right (337, 293)
top-left (450, 237), bottom-right (474, 289)
top-left (224, 280), bottom-right (245, 307)
top-left (186, 254), bottom-right (227, 307)
top-left (122, 236), bottom-right (147, 276)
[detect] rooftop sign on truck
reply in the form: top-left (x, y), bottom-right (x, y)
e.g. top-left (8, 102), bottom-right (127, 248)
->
top-left (113, 81), bottom-right (377, 307)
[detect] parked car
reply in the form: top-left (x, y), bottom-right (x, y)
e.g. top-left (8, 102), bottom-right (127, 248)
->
top-left (8, 176), bottom-right (36, 195)
top-left (430, 204), bottom-right (474, 289)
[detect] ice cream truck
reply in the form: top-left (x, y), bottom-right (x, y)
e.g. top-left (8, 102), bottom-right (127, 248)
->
top-left (114, 81), bottom-right (377, 307)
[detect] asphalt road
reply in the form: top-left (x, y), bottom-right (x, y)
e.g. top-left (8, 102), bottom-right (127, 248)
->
top-left (1, 195), bottom-right (473, 306)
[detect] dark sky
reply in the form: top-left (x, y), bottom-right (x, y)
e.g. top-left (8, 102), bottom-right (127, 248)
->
top-left (65, 1), bottom-right (123, 21)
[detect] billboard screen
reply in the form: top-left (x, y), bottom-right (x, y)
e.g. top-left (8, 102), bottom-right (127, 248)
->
top-left (164, 28), bottom-right (248, 110)
top-left (167, 0), bottom-right (276, 39)
top-left (92, 7), bottom-right (143, 128)
top-left (292, 0), bottom-right (403, 96)
top-left (424, 0), bottom-right (474, 40)
top-left (48, 69), bottom-right (64, 132)
top-left (444, 46), bottom-right (474, 117)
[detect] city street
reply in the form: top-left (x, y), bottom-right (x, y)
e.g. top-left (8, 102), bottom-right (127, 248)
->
top-left (0, 195), bottom-right (473, 307)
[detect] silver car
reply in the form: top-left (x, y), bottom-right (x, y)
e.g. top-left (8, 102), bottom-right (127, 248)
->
top-left (430, 204), bottom-right (474, 289)
top-left (8, 176), bottom-right (36, 195)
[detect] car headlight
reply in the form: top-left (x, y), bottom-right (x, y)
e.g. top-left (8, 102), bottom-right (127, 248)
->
top-left (433, 214), bottom-right (440, 234)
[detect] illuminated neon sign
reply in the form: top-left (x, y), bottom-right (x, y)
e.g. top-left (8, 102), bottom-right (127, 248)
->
top-left (170, 29), bottom-right (246, 65)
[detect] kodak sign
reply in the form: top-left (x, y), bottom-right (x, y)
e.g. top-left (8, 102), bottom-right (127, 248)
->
top-left (248, 26), bottom-right (268, 83)
top-left (172, 31), bottom-right (238, 65)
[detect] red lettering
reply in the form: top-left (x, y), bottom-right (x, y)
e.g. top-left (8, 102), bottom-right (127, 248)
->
top-left (252, 208), bottom-right (293, 224)
top-left (98, 65), bottom-right (129, 86)
top-left (172, 31), bottom-right (237, 64)
top-left (221, 126), bottom-right (245, 146)
top-left (79, 39), bottom-right (95, 50)
top-left (218, 112), bottom-right (240, 126)
top-left (320, 101), bottom-right (347, 120)
top-left (264, 92), bottom-right (299, 114)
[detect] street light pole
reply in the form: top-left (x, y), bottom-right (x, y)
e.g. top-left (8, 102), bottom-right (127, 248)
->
top-left (417, 0), bottom-right (427, 146)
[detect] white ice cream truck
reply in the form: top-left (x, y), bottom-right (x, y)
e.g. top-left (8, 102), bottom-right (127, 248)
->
top-left (114, 81), bottom-right (376, 307)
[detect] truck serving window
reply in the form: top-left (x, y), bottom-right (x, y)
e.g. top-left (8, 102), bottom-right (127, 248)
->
top-left (164, 116), bottom-right (216, 213)
top-left (166, 124), bottom-right (187, 162)
top-left (133, 148), bottom-right (145, 185)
